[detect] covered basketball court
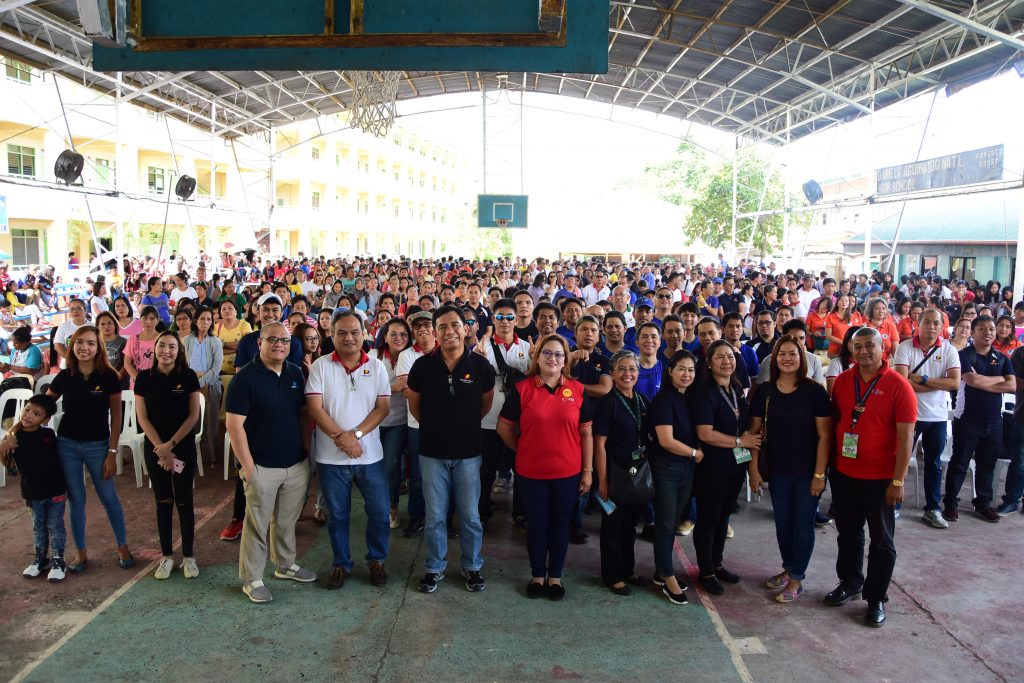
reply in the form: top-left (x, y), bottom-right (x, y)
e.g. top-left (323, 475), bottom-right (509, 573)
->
top-left (2, 2), bottom-right (1024, 681)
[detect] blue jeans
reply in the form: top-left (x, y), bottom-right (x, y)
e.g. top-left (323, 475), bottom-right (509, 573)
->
top-left (651, 454), bottom-right (694, 577)
top-left (29, 497), bottom-right (66, 556)
top-left (318, 460), bottom-right (391, 571)
top-left (767, 473), bottom-right (819, 580)
top-left (1003, 421), bottom-right (1024, 506)
top-left (405, 427), bottom-right (425, 520)
top-left (915, 421), bottom-right (947, 511)
top-left (419, 455), bottom-right (483, 574)
top-left (380, 425), bottom-right (408, 509)
top-left (58, 437), bottom-right (127, 551)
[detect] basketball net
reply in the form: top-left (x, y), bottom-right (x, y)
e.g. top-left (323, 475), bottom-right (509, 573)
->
top-left (495, 219), bottom-right (510, 229)
top-left (348, 71), bottom-right (401, 137)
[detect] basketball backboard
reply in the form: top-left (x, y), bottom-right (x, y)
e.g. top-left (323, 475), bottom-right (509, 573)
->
top-left (478, 194), bottom-right (528, 229)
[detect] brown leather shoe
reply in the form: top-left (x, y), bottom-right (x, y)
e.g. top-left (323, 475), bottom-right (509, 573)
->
top-left (325, 566), bottom-right (349, 590)
top-left (369, 561), bottom-right (388, 586)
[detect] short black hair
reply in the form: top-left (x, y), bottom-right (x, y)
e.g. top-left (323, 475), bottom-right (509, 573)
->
top-left (432, 304), bottom-right (464, 326)
top-left (534, 302), bottom-right (560, 320)
top-left (492, 298), bottom-right (515, 313)
top-left (722, 312), bottom-right (743, 326)
top-left (782, 319), bottom-right (807, 335)
top-left (678, 301), bottom-right (699, 316)
top-left (27, 393), bottom-right (58, 418)
top-left (604, 310), bottom-right (626, 327)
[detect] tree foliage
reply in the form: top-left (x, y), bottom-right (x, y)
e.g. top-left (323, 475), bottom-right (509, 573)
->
top-left (640, 139), bottom-right (795, 257)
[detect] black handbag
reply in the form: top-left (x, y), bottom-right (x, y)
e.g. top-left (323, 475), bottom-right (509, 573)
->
top-left (608, 458), bottom-right (654, 504)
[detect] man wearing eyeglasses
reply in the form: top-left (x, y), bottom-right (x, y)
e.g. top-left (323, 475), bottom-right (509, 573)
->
top-left (227, 322), bottom-right (314, 604)
top-left (306, 311), bottom-right (392, 590)
top-left (406, 305), bottom-right (495, 594)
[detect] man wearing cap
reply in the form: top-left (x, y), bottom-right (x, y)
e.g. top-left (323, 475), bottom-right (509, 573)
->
top-left (394, 310), bottom-right (436, 538)
top-left (234, 294), bottom-right (304, 370)
top-left (624, 297), bottom-right (654, 348)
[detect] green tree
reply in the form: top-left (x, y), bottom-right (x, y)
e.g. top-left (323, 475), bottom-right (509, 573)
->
top-left (638, 140), bottom-right (709, 206)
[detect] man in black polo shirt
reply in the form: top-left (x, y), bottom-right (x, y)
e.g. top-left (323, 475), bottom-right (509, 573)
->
top-left (227, 322), bottom-right (314, 604)
top-left (464, 282), bottom-right (493, 340)
top-left (719, 275), bottom-right (745, 318)
top-left (407, 305), bottom-right (496, 594)
top-left (513, 289), bottom-right (539, 342)
top-left (943, 316), bottom-right (1016, 523)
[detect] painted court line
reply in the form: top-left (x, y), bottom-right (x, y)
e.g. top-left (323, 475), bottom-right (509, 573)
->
top-left (674, 542), bottom-right (757, 683)
top-left (11, 490), bottom-right (235, 683)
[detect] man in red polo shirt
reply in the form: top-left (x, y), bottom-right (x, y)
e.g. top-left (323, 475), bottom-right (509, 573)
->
top-left (826, 327), bottom-right (916, 628)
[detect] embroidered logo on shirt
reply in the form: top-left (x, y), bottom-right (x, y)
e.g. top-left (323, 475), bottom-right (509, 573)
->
top-left (363, 368), bottom-right (371, 375)
top-left (562, 388), bottom-right (573, 398)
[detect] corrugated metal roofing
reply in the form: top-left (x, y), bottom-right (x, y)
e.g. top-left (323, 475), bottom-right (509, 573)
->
top-left (843, 190), bottom-right (1020, 244)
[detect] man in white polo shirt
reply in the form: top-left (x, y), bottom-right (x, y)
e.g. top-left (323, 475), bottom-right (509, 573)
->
top-left (893, 308), bottom-right (961, 528)
top-left (306, 310), bottom-right (392, 589)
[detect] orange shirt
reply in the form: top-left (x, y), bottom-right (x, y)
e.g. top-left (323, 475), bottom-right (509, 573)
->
top-left (867, 318), bottom-right (901, 360)
top-left (806, 312), bottom-right (830, 351)
top-left (825, 311), bottom-right (863, 357)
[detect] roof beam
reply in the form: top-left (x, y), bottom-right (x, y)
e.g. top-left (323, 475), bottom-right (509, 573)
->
top-left (120, 71), bottom-right (194, 103)
top-left (0, 0), bottom-right (36, 13)
top-left (896, 0), bottom-right (1024, 51)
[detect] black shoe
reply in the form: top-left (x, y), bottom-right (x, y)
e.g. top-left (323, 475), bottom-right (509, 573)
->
top-left (513, 515), bottom-right (528, 531)
top-left (824, 583), bottom-right (862, 606)
top-left (662, 586), bottom-right (688, 605)
top-left (402, 517), bottom-right (425, 538)
top-left (652, 575), bottom-right (689, 591)
top-left (700, 575), bottom-right (725, 595)
top-left (865, 600), bottom-right (886, 627)
top-left (714, 566), bottom-right (741, 584)
top-left (609, 582), bottom-right (632, 596)
top-left (568, 527), bottom-right (589, 545)
top-left (463, 569), bottom-right (486, 592)
top-left (626, 574), bottom-right (647, 587)
top-left (526, 581), bottom-right (546, 599)
top-left (638, 524), bottom-right (656, 542)
top-left (547, 583), bottom-right (566, 602)
top-left (975, 506), bottom-right (1000, 523)
top-left (418, 571), bottom-right (445, 593)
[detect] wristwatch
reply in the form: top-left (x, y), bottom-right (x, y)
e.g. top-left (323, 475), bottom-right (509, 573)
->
top-left (353, 429), bottom-right (364, 440)
top-left (813, 473), bottom-right (826, 481)
top-left (919, 374), bottom-right (929, 386)
top-left (890, 479), bottom-right (904, 488)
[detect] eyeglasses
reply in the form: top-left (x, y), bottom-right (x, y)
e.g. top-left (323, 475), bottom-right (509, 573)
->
top-left (303, 336), bottom-right (320, 343)
top-left (263, 336), bottom-right (291, 346)
top-left (540, 350), bottom-right (566, 360)
top-left (494, 314), bottom-right (515, 321)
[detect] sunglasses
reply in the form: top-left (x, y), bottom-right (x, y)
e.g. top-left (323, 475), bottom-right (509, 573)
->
top-left (494, 314), bottom-right (515, 321)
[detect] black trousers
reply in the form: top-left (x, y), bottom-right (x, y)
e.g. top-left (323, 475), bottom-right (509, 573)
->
top-left (480, 428), bottom-right (522, 520)
top-left (831, 469), bottom-right (896, 603)
top-left (600, 501), bottom-right (642, 585)
top-left (144, 446), bottom-right (196, 557)
top-left (692, 464), bottom-right (745, 576)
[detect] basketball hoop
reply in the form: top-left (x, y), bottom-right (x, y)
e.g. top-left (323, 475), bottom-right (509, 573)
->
top-left (348, 71), bottom-right (401, 137)
top-left (495, 219), bottom-right (510, 229)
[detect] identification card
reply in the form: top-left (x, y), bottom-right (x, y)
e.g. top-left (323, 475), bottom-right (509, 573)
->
top-left (631, 448), bottom-right (646, 461)
top-left (733, 447), bottom-right (752, 464)
top-left (841, 432), bottom-right (859, 459)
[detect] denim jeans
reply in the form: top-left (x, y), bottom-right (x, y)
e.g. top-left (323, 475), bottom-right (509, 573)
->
top-left (1002, 420), bottom-right (1024, 506)
top-left (915, 421), bottom-right (947, 511)
top-left (380, 425), bottom-right (408, 509)
top-left (419, 455), bottom-right (483, 574)
top-left (405, 428), bottom-right (425, 520)
top-left (767, 473), bottom-right (819, 580)
top-left (57, 437), bottom-right (127, 551)
top-left (518, 474), bottom-right (578, 578)
top-left (651, 453), bottom-right (694, 578)
top-left (318, 460), bottom-right (391, 571)
top-left (29, 497), bottom-right (66, 556)
top-left (944, 418), bottom-right (999, 509)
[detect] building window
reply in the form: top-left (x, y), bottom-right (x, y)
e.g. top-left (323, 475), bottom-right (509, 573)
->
top-left (147, 167), bottom-right (167, 193)
top-left (312, 147), bottom-right (320, 160)
top-left (95, 158), bottom-right (115, 187)
top-left (419, 178), bottom-right (425, 189)
top-left (441, 210), bottom-right (447, 224)
top-left (335, 154), bottom-right (340, 167)
top-left (277, 197), bottom-right (285, 208)
top-left (5, 59), bottom-right (32, 83)
top-left (312, 191), bottom-right (321, 210)
top-left (7, 144), bottom-right (36, 177)
top-left (393, 204), bottom-right (400, 218)
top-left (11, 228), bottom-right (41, 267)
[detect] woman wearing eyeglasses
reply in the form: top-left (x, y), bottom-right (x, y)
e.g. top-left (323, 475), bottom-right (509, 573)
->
top-left (293, 323), bottom-right (321, 379)
top-left (497, 334), bottom-right (592, 601)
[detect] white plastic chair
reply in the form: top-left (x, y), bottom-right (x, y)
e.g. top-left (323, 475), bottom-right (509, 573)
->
top-left (34, 375), bottom-right (55, 395)
top-left (116, 390), bottom-right (147, 487)
top-left (223, 431), bottom-right (233, 481)
top-left (194, 392), bottom-right (206, 478)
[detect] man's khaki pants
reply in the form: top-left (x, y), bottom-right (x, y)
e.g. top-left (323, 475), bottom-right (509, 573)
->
top-left (239, 459), bottom-right (310, 583)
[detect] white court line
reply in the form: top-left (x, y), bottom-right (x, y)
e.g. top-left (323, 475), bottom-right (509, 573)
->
top-left (674, 543), bottom-right (756, 683)
top-left (12, 491), bottom-right (234, 683)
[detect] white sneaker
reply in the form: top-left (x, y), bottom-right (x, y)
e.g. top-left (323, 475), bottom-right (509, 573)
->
top-left (389, 508), bottom-right (401, 529)
top-left (154, 555), bottom-right (174, 580)
top-left (893, 508), bottom-right (901, 520)
top-left (181, 557), bottom-right (200, 579)
top-left (726, 525), bottom-right (735, 539)
top-left (923, 509), bottom-right (949, 529)
top-left (23, 556), bottom-right (48, 578)
top-left (47, 559), bottom-right (66, 582)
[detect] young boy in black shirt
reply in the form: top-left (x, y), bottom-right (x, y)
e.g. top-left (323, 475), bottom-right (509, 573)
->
top-left (0, 394), bottom-right (66, 581)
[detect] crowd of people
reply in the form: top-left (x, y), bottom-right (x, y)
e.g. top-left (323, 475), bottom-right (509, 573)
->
top-left (2, 251), bottom-right (1022, 630)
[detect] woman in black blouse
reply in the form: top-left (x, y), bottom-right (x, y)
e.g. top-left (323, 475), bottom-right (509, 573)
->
top-left (748, 335), bottom-right (832, 603)
top-left (594, 350), bottom-right (651, 596)
top-left (649, 349), bottom-right (702, 605)
top-left (691, 339), bottom-right (760, 595)
top-left (135, 331), bottom-right (202, 580)
top-left (47, 325), bottom-right (133, 572)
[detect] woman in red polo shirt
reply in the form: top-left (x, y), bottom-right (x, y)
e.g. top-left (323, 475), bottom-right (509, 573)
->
top-left (498, 334), bottom-right (593, 602)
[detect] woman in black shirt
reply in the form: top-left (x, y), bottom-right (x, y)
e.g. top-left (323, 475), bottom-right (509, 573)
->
top-left (594, 350), bottom-right (651, 596)
top-left (649, 350), bottom-right (702, 605)
top-left (748, 335), bottom-right (832, 603)
top-left (47, 325), bottom-right (133, 572)
top-left (135, 331), bottom-right (202, 580)
top-left (691, 339), bottom-right (760, 595)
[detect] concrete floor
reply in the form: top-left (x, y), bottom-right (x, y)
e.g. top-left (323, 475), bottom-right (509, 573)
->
top-left (1, 462), bottom-right (1021, 683)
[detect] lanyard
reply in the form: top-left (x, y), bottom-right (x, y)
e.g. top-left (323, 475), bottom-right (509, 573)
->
top-left (719, 385), bottom-right (741, 436)
top-left (614, 389), bottom-right (645, 450)
top-left (850, 372), bottom-right (884, 432)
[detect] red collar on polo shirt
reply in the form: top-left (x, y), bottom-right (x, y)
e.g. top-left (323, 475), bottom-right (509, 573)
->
top-left (534, 375), bottom-right (565, 389)
top-left (912, 336), bottom-right (941, 351)
top-left (494, 334), bottom-right (520, 352)
top-left (332, 350), bottom-right (370, 374)
top-left (412, 342), bottom-right (434, 354)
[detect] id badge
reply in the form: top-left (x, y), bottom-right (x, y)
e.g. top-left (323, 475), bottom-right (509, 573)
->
top-left (733, 447), bottom-right (752, 464)
top-left (841, 432), bottom-right (859, 459)
top-left (631, 448), bottom-right (646, 462)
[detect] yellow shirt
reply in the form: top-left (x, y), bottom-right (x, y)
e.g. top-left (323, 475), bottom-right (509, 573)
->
top-left (214, 320), bottom-right (252, 374)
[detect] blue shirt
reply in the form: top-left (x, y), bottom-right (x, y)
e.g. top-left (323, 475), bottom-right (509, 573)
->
top-left (737, 344), bottom-right (760, 381)
top-left (234, 329), bottom-right (304, 370)
top-left (556, 325), bottom-right (576, 345)
top-left (597, 340), bottom-right (638, 358)
top-left (225, 357), bottom-right (306, 468)
top-left (141, 293), bottom-right (171, 324)
top-left (636, 359), bottom-right (665, 402)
